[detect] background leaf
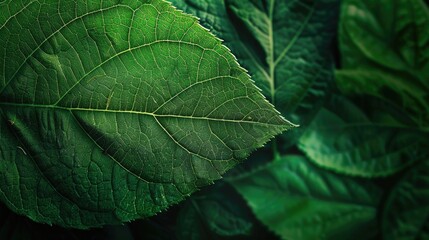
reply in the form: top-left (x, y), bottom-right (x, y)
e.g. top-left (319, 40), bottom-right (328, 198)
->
top-left (175, 185), bottom-right (255, 240)
top-left (382, 160), bottom-right (429, 240)
top-left (230, 155), bottom-right (383, 240)
top-left (299, 96), bottom-right (428, 177)
top-left (0, 0), bottom-right (291, 228)
top-left (337, 0), bottom-right (429, 127)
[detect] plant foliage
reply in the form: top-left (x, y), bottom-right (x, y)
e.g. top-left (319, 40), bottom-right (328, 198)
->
top-left (0, 0), bottom-right (428, 239)
top-left (0, 0), bottom-right (291, 228)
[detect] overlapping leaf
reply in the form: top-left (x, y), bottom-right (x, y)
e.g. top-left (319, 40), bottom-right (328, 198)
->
top-left (299, 96), bottom-right (428, 177)
top-left (0, 0), bottom-right (292, 228)
top-left (337, 0), bottom-right (429, 127)
top-left (171, 0), bottom-right (339, 147)
top-left (176, 186), bottom-right (253, 240)
top-left (301, 0), bottom-right (429, 178)
top-left (230, 156), bottom-right (382, 240)
top-left (382, 160), bottom-right (429, 240)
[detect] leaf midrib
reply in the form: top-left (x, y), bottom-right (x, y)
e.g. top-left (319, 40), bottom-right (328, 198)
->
top-left (0, 102), bottom-right (285, 127)
top-left (266, 0), bottom-right (315, 106)
top-left (267, 0), bottom-right (276, 105)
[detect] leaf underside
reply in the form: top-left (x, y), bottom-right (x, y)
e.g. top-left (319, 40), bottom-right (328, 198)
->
top-left (0, 0), bottom-right (292, 228)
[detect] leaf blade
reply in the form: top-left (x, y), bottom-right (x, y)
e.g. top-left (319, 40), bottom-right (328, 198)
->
top-left (0, 0), bottom-right (292, 228)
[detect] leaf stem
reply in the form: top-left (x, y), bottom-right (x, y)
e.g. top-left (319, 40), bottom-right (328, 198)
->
top-left (272, 140), bottom-right (281, 160)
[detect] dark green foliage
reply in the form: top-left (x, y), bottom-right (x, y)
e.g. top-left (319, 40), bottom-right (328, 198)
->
top-left (176, 185), bottom-right (255, 240)
top-left (0, 0), bottom-right (428, 239)
top-left (172, 0), bottom-right (429, 239)
top-left (171, 0), bottom-right (339, 148)
top-left (230, 156), bottom-right (382, 240)
top-left (299, 96), bottom-right (428, 177)
top-left (382, 160), bottom-right (429, 240)
top-left (0, 0), bottom-right (291, 228)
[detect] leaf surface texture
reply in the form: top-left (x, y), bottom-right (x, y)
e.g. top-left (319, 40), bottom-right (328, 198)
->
top-left (0, 0), bottom-right (291, 228)
top-left (230, 156), bottom-right (382, 240)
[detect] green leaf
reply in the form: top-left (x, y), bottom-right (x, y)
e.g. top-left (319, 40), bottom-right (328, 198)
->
top-left (337, 0), bottom-right (429, 127)
top-left (230, 155), bottom-right (382, 240)
top-left (382, 160), bottom-right (429, 240)
top-left (176, 186), bottom-right (253, 240)
top-left (299, 96), bottom-right (428, 177)
top-left (170, 0), bottom-right (340, 146)
top-left (0, 0), bottom-right (292, 228)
